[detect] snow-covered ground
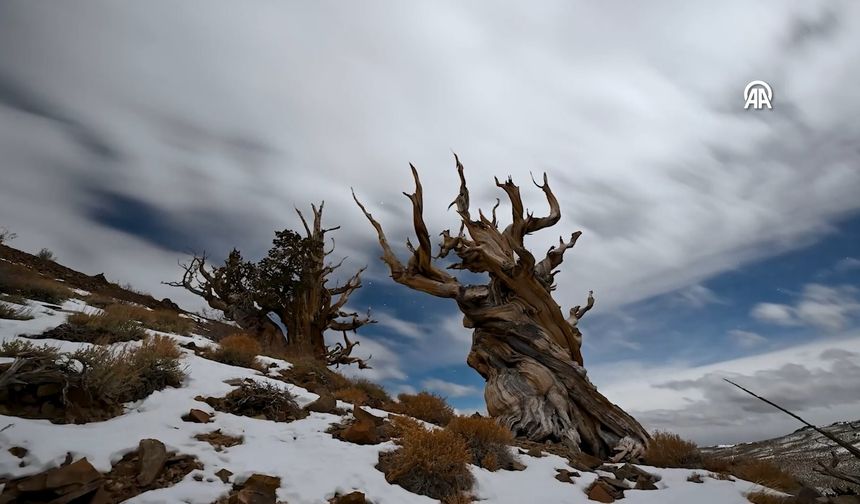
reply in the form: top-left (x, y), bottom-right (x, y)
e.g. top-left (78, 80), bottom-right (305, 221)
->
top-left (0, 297), bottom-right (782, 503)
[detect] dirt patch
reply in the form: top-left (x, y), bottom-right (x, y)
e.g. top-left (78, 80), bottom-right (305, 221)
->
top-left (26, 322), bottom-right (143, 344)
top-left (195, 430), bottom-right (244, 451)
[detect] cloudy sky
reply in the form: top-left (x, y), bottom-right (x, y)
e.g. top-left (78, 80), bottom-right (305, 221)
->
top-left (1, 1), bottom-right (859, 445)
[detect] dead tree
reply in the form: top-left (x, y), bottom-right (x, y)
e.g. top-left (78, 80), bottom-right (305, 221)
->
top-left (353, 157), bottom-right (649, 458)
top-left (167, 203), bottom-right (373, 367)
top-left (725, 379), bottom-right (860, 487)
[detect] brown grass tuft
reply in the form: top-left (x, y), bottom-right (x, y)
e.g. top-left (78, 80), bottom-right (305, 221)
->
top-left (0, 302), bottom-right (33, 320)
top-left (0, 262), bottom-right (71, 304)
top-left (333, 386), bottom-right (370, 406)
top-left (66, 308), bottom-right (148, 342)
top-left (344, 378), bottom-right (391, 408)
top-left (377, 421), bottom-right (474, 501)
top-left (643, 430), bottom-right (703, 468)
top-left (390, 392), bottom-right (455, 426)
top-left (446, 415), bottom-right (517, 471)
top-left (280, 357), bottom-right (351, 393)
top-left (102, 304), bottom-right (193, 335)
top-left (210, 333), bottom-right (261, 369)
top-left (745, 491), bottom-right (795, 504)
top-left (732, 459), bottom-right (800, 493)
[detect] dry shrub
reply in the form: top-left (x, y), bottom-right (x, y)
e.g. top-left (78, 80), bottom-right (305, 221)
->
top-left (387, 415), bottom-right (425, 438)
top-left (391, 392), bottom-right (455, 426)
top-left (71, 335), bottom-right (185, 404)
top-left (0, 262), bottom-right (71, 304)
top-left (732, 458), bottom-right (800, 493)
top-left (84, 293), bottom-right (118, 309)
top-left (0, 302), bottom-right (33, 320)
top-left (210, 333), bottom-right (261, 369)
top-left (280, 357), bottom-right (350, 393)
top-left (333, 386), bottom-right (370, 405)
top-left (345, 378), bottom-right (391, 408)
top-left (745, 491), bottom-right (794, 504)
top-left (377, 421), bottom-right (474, 501)
top-left (0, 335), bottom-right (184, 422)
top-left (643, 430), bottom-right (703, 468)
top-left (66, 308), bottom-right (148, 342)
top-left (102, 304), bottom-right (193, 335)
top-left (0, 339), bottom-right (60, 359)
top-left (216, 380), bottom-right (307, 422)
top-left (446, 416), bottom-right (516, 471)
top-left (702, 454), bottom-right (734, 474)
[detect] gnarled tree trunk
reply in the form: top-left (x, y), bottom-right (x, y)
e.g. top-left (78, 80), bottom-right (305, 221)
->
top-left (166, 203), bottom-right (373, 368)
top-left (354, 158), bottom-right (649, 459)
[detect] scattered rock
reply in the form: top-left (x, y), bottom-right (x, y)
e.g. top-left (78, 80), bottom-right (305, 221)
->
top-left (510, 461), bottom-right (527, 471)
top-left (526, 446), bottom-right (544, 458)
top-left (137, 439), bottom-right (168, 486)
top-left (8, 446), bottom-right (28, 458)
top-left (216, 468), bottom-right (234, 483)
top-left (46, 458), bottom-right (102, 489)
top-left (634, 476), bottom-right (658, 490)
top-left (612, 463), bottom-right (660, 483)
top-left (586, 480), bottom-right (619, 503)
top-left (0, 457), bottom-right (103, 503)
top-left (353, 404), bottom-right (384, 427)
top-left (687, 472), bottom-right (704, 483)
top-left (554, 468), bottom-right (579, 483)
top-left (223, 474), bottom-right (281, 504)
top-left (183, 408), bottom-right (213, 423)
top-left (305, 393), bottom-right (338, 414)
top-left (330, 491), bottom-right (369, 504)
top-left (195, 430), bottom-right (244, 451)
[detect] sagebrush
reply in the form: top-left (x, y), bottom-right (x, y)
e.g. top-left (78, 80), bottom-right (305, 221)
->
top-left (377, 420), bottom-right (474, 501)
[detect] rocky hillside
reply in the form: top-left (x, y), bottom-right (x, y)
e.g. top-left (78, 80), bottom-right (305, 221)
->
top-left (703, 421), bottom-right (860, 494)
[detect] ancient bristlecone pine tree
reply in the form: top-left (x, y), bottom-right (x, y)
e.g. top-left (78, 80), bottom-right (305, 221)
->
top-left (167, 203), bottom-right (373, 368)
top-left (353, 158), bottom-right (649, 458)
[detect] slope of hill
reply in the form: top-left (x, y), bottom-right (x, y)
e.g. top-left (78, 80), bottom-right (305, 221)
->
top-left (703, 421), bottom-right (860, 494)
top-left (0, 252), bottom-right (804, 503)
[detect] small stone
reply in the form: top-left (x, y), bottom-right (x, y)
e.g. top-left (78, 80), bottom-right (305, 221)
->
top-left (634, 477), bottom-right (658, 490)
top-left (353, 405), bottom-right (384, 426)
top-left (554, 468), bottom-right (578, 483)
top-left (45, 458), bottom-right (102, 489)
top-left (331, 491), bottom-right (368, 504)
top-left (137, 439), bottom-right (168, 486)
top-left (193, 473), bottom-right (204, 481)
top-left (183, 408), bottom-right (213, 423)
top-left (216, 468), bottom-right (233, 483)
top-left (339, 418), bottom-right (380, 445)
top-left (686, 472), bottom-right (704, 484)
top-left (510, 461), bottom-right (527, 471)
top-left (526, 446), bottom-right (544, 458)
top-left (305, 394), bottom-right (338, 414)
top-left (8, 446), bottom-right (28, 458)
top-left (587, 480), bottom-right (617, 503)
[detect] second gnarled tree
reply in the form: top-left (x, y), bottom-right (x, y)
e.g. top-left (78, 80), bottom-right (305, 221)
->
top-left (354, 157), bottom-right (648, 459)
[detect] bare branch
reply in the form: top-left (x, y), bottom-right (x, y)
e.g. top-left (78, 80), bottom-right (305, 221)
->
top-left (526, 171), bottom-right (561, 234)
top-left (326, 332), bottom-right (372, 369)
top-left (724, 378), bottom-right (860, 460)
top-left (353, 182), bottom-right (460, 298)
